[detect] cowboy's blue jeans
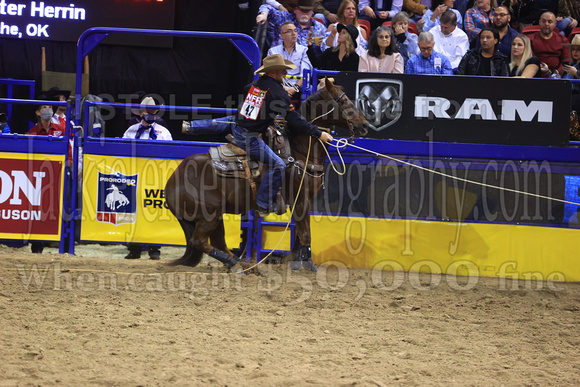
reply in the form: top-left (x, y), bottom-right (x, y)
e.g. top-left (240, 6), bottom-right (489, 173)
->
top-left (189, 115), bottom-right (235, 135)
top-left (232, 124), bottom-right (285, 210)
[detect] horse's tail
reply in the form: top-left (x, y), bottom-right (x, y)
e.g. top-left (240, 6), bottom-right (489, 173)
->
top-left (167, 219), bottom-right (204, 267)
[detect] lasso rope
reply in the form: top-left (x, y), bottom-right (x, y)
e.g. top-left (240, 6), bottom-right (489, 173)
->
top-left (324, 139), bottom-right (580, 207)
top-left (240, 136), bottom-right (312, 273)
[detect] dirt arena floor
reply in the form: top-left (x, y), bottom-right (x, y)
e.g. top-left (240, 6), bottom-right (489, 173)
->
top-left (1, 244), bottom-right (580, 386)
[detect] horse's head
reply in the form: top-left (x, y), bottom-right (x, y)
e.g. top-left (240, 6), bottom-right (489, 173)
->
top-left (317, 77), bottom-right (369, 140)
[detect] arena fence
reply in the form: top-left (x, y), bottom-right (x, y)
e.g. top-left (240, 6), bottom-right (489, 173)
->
top-left (2, 27), bottom-right (580, 281)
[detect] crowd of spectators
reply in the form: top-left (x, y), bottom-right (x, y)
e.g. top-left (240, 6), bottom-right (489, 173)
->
top-left (256, 0), bottom-right (580, 112)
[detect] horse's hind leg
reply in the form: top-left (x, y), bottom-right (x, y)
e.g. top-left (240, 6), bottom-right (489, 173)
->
top-left (168, 219), bottom-right (204, 267)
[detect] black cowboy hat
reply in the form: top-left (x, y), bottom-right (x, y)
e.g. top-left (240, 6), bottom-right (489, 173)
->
top-left (45, 86), bottom-right (71, 101)
top-left (30, 93), bottom-right (52, 122)
top-left (337, 23), bottom-right (359, 48)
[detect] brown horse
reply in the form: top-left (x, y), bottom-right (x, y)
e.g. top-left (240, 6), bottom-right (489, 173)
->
top-left (165, 78), bottom-right (369, 271)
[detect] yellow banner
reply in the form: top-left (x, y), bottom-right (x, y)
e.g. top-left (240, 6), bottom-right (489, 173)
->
top-left (80, 154), bottom-right (241, 247)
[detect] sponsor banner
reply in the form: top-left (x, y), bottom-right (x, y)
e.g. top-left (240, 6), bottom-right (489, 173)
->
top-left (311, 216), bottom-right (580, 281)
top-left (333, 73), bottom-right (570, 146)
top-left (0, 153), bottom-right (64, 240)
top-left (81, 154), bottom-right (241, 247)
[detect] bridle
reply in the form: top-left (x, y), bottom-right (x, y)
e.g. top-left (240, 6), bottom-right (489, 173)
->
top-left (311, 87), bottom-right (358, 141)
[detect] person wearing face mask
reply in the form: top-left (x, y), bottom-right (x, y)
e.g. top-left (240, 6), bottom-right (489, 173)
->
top-left (122, 97), bottom-right (172, 261)
top-left (45, 86), bottom-right (71, 128)
top-left (123, 97), bottom-right (173, 141)
top-left (27, 97), bottom-right (65, 136)
top-left (128, 96), bottom-right (169, 128)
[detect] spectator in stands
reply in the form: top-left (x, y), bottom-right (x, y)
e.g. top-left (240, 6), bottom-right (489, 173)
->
top-left (123, 108), bottom-right (172, 261)
top-left (0, 112), bottom-right (10, 134)
top-left (474, 6), bottom-right (518, 57)
top-left (432, 10), bottom-right (469, 68)
top-left (530, 11), bottom-right (570, 77)
top-left (405, 31), bottom-right (454, 73)
top-left (423, 0), bottom-right (463, 31)
top-left (128, 96), bottom-right (168, 129)
top-left (308, 23), bottom-right (360, 70)
top-left (403, 0), bottom-right (428, 27)
top-left (465, 0), bottom-right (495, 44)
top-left (268, 21), bottom-right (313, 101)
top-left (504, 0), bottom-right (541, 32)
top-left (509, 34), bottom-right (541, 76)
top-left (563, 35), bottom-right (580, 110)
top-left (359, 26), bottom-right (405, 72)
top-left (456, 27), bottom-right (509, 75)
top-left (266, 0), bottom-right (290, 12)
top-left (392, 12), bottom-right (420, 65)
top-left (323, 0), bottom-right (368, 56)
top-left (538, 0), bottom-right (578, 36)
top-left (359, 0), bottom-right (404, 31)
top-left (313, 0), bottom-right (342, 25)
top-left (45, 86), bottom-right (70, 128)
top-left (257, 0), bottom-right (327, 51)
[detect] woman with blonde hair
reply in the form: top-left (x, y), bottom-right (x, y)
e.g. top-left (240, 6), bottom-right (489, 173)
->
top-left (308, 23), bottom-right (360, 71)
top-left (359, 27), bottom-right (404, 73)
top-left (509, 34), bottom-right (541, 77)
top-left (562, 35), bottom-right (580, 111)
top-left (323, 0), bottom-right (368, 55)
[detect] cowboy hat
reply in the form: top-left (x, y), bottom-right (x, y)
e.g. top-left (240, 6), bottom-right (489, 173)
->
top-left (254, 54), bottom-right (297, 74)
top-left (45, 86), bottom-right (71, 101)
top-left (337, 23), bottom-right (359, 48)
top-left (563, 34), bottom-right (580, 47)
top-left (295, 0), bottom-right (315, 10)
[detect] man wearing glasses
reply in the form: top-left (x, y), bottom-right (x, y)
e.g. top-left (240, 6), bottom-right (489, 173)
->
top-left (405, 31), bottom-right (454, 74)
top-left (475, 6), bottom-right (518, 57)
top-left (268, 21), bottom-right (313, 102)
top-left (257, 0), bottom-right (326, 51)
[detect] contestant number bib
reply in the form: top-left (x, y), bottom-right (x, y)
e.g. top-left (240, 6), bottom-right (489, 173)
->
top-left (240, 86), bottom-right (267, 120)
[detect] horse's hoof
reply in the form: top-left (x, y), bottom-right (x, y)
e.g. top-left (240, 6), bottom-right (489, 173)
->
top-left (229, 264), bottom-right (245, 275)
top-left (302, 260), bottom-right (318, 273)
top-left (289, 260), bottom-right (302, 271)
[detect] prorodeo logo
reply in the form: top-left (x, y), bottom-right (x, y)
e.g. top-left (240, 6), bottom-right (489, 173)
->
top-left (96, 172), bottom-right (138, 226)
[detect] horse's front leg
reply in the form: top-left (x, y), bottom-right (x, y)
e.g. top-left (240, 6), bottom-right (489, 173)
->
top-left (193, 219), bottom-right (238, 269)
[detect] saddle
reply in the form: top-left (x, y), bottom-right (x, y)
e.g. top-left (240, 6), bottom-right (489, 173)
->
top-left (209, 118), bottom-right (294, 215)
top-left (209, 117), bottom-right (293, 180)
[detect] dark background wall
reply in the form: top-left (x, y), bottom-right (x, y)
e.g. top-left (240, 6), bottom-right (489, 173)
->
top-left (0, 0), bottom-right (262, 139)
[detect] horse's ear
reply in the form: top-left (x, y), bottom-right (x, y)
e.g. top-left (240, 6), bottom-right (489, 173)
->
top-left (325, 76), bottom-right (335, 90)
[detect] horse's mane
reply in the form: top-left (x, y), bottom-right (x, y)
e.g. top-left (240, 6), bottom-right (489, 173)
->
top-left (299, 84), bottom-right (344, 121)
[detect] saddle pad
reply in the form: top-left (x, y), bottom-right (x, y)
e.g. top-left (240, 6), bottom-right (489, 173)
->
top-left (209, 146), bottom-right (260, 179)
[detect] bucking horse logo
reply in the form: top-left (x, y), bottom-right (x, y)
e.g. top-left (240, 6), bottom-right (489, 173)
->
top-left (96, 172), bottom-right (138, 226)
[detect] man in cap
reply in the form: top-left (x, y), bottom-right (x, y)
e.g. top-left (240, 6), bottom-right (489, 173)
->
top-left (233, 54), bottom-right (333, 216)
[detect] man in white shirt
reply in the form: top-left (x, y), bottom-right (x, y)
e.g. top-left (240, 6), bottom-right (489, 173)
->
top-left (268, 20), bottom-right (313, 100)
top-left (431, 10), bottom-right (469, 69)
